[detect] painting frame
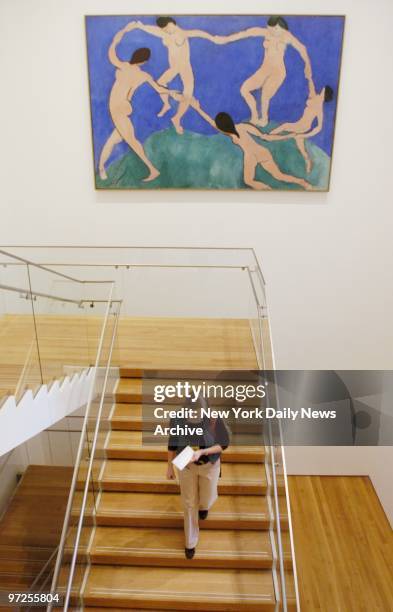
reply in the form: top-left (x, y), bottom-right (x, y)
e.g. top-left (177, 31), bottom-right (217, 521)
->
top-left (85, 14), bottom-right (346, 192)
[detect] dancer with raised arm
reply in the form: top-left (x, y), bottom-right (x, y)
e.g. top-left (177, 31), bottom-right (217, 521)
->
top-left (129, 16), bottom-right (224, 134)
top-left (98, 23), bottom-right (181, 182)
top-left (212, 16), bottom-right (312, 127)
top-left (191, 99), bottom-right (311, 190)
top-left (270, 81), bottom-right (334, 172)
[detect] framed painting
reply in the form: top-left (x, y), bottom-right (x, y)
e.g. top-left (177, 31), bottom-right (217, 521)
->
top-left (85, 14), bottom-right (345, 191)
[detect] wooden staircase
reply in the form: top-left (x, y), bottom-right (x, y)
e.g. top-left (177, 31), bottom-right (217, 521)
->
top-left (77, 370), bottom-right (296, 611)
top-left (0, 466), bottom-right (72, 601)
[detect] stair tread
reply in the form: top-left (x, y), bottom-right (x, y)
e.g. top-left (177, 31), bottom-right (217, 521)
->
top-left (106, 430), bottom-right (265, 463)
top-left (0, 544), bottom-right (54, 561)
top-left (83, 565), bottom-right (277, 609)
top-left (0, 558), bottom-right (44, 575)
top-left (84, 609), bottom-right (171, 612)
top-left (96, 491), bottom-right (275, 529)
top-left (101, 460), bottom-right (270, 495)
top-left (116, 379), bottom-right (142, 401)
top-left (103, 459), bottom-right (266, 482)
top-left (0, 574), bottom-right (33, 588)
top-left (91, 527), bottom-right (273, 567)
top-left (112, 403), bottom-right (143, 420)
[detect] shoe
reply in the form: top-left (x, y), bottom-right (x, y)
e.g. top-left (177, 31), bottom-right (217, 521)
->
top-left (199, 510), bottom-right (208, 520)
top-left (185, 547), bottom-right (195, 559)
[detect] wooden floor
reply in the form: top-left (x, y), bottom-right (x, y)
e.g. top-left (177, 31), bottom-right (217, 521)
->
top-left (0, 314), bottom-right (264, 399)
top-left (0, 466), bottom-right (72, 592)
top-left (288, 475), bottom-right (393, 612)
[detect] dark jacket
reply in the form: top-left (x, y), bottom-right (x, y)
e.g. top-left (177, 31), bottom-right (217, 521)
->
top-left (167, 416), bottom-right (230, 464)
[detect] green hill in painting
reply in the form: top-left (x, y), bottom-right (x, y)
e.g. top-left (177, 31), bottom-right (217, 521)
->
top-left (95, 126), bottom-right (330, 191)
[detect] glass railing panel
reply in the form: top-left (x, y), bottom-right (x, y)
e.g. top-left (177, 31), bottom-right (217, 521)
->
top-left (0, 250), bottom-right (117, 401)
top-left (245, 262), bottom-right (294, 611)
top-left (25, 262), bottom-right (112, 386)
top-left (262, 370), bottom-right (299, 611)
top-left (0, 257), bottom-right (42, 402)
top-left (113, 265), bottom-right (258, 372)
top-left (48, 298), bottom-right (120, 610)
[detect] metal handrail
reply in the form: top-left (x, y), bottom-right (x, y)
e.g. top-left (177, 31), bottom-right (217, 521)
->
top-left (0, 249), bottom-right (114, 284)
top-left (267, 422), bottom-right (288, 612)
top-left (47, 286), bottom-right (119, 610)
top-left (279, 419), bottom-right (301, 612)
top-left (0, 282), bottom-right (122, 306)
top-left (0, 262), bottom-right (252, 270)
top-left (63, 305), bottom-right (120, 610)
top-left (0, 247), bottom-right (267, 284)
top-left (0, 245), bottom-right (257, 251)
top-left (0, 282), bottom-right (84, 305)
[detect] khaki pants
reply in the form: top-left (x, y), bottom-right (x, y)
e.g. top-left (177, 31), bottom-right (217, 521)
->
top-left (177, 459), bottom-right (220, 549)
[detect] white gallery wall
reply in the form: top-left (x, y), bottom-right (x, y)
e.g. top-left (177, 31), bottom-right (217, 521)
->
top-left (0, 1), bottom-right (392, 519)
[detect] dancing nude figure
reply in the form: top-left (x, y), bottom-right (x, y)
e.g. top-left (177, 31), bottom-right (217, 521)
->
top-left (99, 24), bottom-right (181, 182)
top-left (191, 99), bottom-right (311, 190)
top-left (130, 17), bottom-right (223, 134)
top-left (270, 81), bottom-right (334, 173)
top-left (213, 16), bottom-right (313, 127)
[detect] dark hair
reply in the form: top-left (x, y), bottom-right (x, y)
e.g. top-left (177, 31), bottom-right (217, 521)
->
top-left (156, 16), bottom-right (176, 28)
top-left (324, 85), bottom-right (334, 102)
top-left (267, 16), bottom-right (289, 30)
top-left (215, 112), bottom-right (240, 138)
top-left (130, 47), bottom-right (151, 65)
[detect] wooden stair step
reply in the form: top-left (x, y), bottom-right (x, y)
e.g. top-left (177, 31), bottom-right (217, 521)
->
top-left (96, 492), bottom-right (279, 530)
top-left (115, 379), bottom-right (142, 403)
top-left (0, 573), bottom-right (33, 589)
top-left (0, 558), bottom-right (44, 576)
top-left (100, 460), bottom-right (274, 495)
top-left (0, 544), bottom-right (54, 562)
top-left (119, 367), bottom-right (144, 378)
top-left (90, 527), bottom-right (272, 569)
top-left (82, 565), bottom-right (277, 611)
top-left (106, 431), bottom-right (265, 463)
top-left (84, 609), bottom-right (173, 612)
top-left (111, 404), bottom-right (144, 430)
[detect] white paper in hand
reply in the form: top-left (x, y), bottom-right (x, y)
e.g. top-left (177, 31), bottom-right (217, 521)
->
top-left (172, 446), bottom-right (194, 471)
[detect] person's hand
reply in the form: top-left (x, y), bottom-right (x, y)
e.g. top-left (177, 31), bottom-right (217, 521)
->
top-left (166, 463), bottom-right (176, 480)
top-left (191, 449), bottom-right (204, 463)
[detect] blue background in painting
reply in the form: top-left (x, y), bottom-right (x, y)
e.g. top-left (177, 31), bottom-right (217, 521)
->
top-left (85, 15), bottom-right (344, 168)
